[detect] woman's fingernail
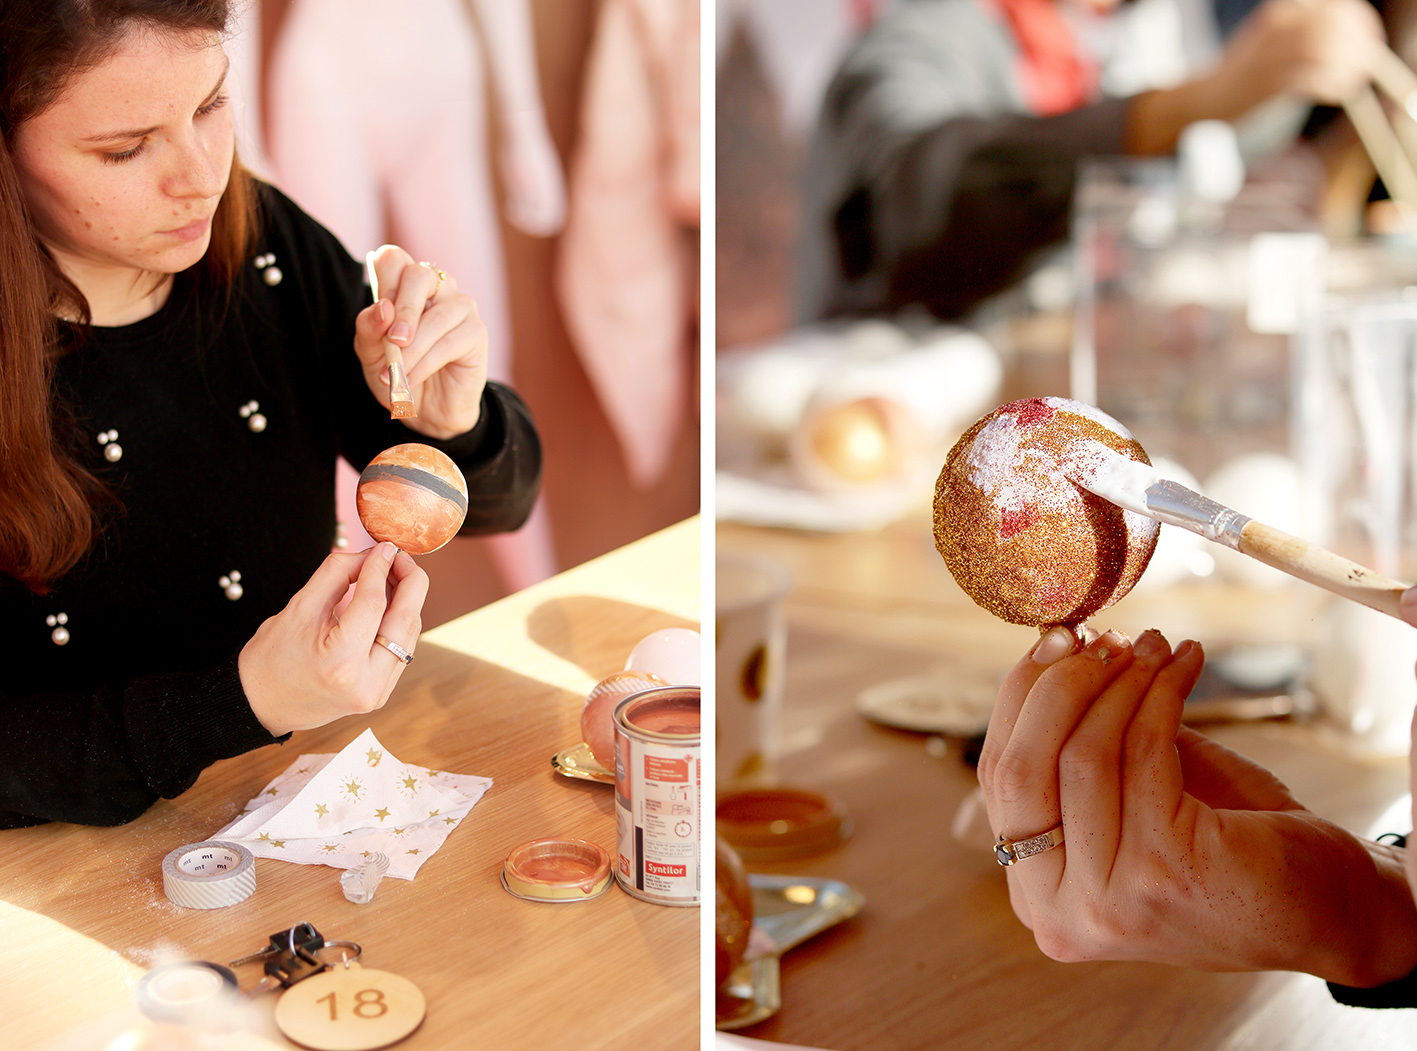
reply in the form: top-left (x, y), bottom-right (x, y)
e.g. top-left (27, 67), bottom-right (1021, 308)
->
top-left (389, 321), bottom-right (411, 344)
top-left (378, 299), bottom-right (392, 324)
top-left (1132, 629), bottom-right (1167, 659)
top-left (1033, 626), bottom-right (1077, 665)
top-left (1087, 629), bottom-right (1130, 664)
top-left (379, 541), bottom-right (397, 562)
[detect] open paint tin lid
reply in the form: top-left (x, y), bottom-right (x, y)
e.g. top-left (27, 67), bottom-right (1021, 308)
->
top-left (501, 838), bottom-right (613, 902)
top-left (715, 786), bottom-right (850, 862)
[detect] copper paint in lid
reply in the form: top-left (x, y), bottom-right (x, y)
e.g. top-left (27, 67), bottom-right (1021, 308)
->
top-left (715, 786), bottom-right (850, 862)
top-left (501, 838), bottom-right (613, 902)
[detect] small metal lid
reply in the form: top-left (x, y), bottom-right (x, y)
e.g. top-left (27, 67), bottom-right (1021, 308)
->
top-left (715, 786), bottom-right (851, 862)
top-left (501, 838), bottom-right (613, 902)
top-left (136, 960), bottom-right (239, 1025)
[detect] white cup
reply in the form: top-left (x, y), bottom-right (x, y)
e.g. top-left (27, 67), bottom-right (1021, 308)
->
top-left (715, 551), bottom-right (792, 787)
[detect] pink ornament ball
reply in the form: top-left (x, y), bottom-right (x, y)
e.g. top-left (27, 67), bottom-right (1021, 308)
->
top-left (581, 671), bottom-right (669, 769)
top-left (356, 443), bottom-right (468, 554)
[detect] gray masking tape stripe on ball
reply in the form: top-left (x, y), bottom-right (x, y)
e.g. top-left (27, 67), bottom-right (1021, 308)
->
top-left (357, 462), bottom-right (469, 514)
top-left (161, 840), bottom-right (257, 909)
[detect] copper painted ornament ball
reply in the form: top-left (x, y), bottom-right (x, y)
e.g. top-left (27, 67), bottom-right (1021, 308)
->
top-left (356, 443), bottom-right (469, 554)
top-left (932, 397), bottom-right (1159, 629)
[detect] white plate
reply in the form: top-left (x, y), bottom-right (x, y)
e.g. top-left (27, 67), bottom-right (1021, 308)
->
top-left (854, 674), bottom-right (996, 736)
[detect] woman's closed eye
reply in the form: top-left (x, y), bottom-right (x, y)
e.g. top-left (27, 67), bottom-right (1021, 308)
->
top-left (100, 93), bottom-right (228, 165)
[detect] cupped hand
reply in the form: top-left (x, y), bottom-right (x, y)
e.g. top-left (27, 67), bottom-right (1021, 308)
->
top-left (1216, 0), bottom-right (1385, 110)
top-left (355, 245), bottom-right (489, 440)
top-left (238, 542), bottom-right (428, 736)
top-left (978, 626), bottom-right (1417, 986)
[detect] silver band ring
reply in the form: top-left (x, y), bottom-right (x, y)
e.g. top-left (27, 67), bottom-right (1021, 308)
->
top-left (375, 634), bottom-right (414, 664)
top-left (419, 261), bottom-right (447, 298)
top-left (995, 824), bottom-right (1064, 866)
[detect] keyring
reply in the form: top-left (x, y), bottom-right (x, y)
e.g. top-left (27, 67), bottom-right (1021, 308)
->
top-left (313, 940), bottom-right (363, 969)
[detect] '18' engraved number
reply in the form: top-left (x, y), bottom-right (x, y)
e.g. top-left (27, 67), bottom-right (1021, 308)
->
top-left (316, 989), bottom-right (389, 1021)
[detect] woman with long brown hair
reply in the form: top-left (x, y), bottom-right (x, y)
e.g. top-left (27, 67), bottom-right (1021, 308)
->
top-left (0, 0), bottom-right (541, 826)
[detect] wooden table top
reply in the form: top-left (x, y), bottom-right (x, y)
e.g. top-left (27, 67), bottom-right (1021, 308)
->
top-left (718, 513), bottom-right (1417, 1051)
top-left (1, 517), bottom-right (702, 1051)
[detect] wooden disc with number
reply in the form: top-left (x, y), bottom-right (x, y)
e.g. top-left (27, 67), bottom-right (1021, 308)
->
top-left (275, 961), bottom-right (426, 1050)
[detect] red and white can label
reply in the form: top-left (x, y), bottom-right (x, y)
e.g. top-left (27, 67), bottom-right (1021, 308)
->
top-left (613, 687), bottom-right (701, 907)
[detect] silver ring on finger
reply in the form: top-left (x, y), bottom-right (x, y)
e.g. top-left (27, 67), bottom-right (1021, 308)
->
top-left (375, 634), bottom-right (414, 665)
top-left (995, 824), bottom-right (1064, 866)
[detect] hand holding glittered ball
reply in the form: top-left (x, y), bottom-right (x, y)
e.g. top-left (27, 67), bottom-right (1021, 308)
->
top-left (933, 397), bottom-right (1159, 629)
top-left (356, 443), bottom-right (469, 554)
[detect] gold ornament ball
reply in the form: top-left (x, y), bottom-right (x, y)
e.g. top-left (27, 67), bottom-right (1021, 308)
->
top-left (933, 397), bottom-right (1158, 629)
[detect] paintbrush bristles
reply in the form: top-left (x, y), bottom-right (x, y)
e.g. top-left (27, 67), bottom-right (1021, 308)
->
top-left (385, 355), bottom-right (417, 420)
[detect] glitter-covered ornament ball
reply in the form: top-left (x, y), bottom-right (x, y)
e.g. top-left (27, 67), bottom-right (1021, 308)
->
top-left (933, 397), bottom-right (1159, 628)
top-left (356, 443), bottom-right (468, 554)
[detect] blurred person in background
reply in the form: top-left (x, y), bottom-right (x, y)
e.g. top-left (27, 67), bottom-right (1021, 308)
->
top-left (799, 0), bottom-right (1394, 322)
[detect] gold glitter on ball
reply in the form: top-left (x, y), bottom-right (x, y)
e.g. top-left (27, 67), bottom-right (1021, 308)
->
top-left (933, 397), bottom-right (1159, 628)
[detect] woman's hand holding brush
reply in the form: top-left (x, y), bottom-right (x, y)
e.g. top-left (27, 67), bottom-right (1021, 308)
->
top-left (355, 244), bottom-right (490, 440)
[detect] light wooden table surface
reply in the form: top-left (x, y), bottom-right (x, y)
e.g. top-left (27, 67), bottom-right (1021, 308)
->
top-left (719, 513), bottom-right (1417, 1051)
top-left (0, 517), bottom-right (702, 1051)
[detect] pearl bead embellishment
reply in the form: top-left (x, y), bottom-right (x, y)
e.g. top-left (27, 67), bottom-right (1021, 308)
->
top-left (219, 571), bottom-right (243, 601)
top-left (254, 252), bottom-right (282, 286)
top-left (97, 429), bottom-right (122, 462)
top-left (239, 401), bottom-right (266, 432)
top-left (335, 521), bottom-right (349, 549)
top-left (46, 612), bottom-right (69, 646)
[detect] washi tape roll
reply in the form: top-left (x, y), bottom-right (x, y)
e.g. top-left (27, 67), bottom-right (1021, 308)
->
top-left (161, 841), bottom-right (257, 909)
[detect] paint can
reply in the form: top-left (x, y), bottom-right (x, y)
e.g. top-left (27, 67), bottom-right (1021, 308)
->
top-left (613, 686), bottom-right (701, 906)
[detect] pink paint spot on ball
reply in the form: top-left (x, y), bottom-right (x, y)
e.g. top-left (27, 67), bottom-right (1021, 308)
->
top-left (1009, 398), bottom-right (1056, 429)
top-left (998, 506), bottom-right (1036, 539)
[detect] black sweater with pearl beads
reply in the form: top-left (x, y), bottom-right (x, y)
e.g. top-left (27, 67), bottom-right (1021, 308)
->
top-left (0, 184), bottom-right (541, 828)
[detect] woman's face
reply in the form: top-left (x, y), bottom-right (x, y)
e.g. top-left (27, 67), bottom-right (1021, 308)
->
top-left (11, 25), bottom-right (233, 281)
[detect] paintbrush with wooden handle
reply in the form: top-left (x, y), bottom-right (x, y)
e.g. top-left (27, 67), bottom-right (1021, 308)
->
top-left (1069, 440), bottom-right (1410, 619)
top-left (365, 251), bottom-right (416, 420)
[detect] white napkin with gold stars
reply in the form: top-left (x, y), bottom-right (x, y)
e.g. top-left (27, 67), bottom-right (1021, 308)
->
top-left (213, 729), bottom-right (492, 880)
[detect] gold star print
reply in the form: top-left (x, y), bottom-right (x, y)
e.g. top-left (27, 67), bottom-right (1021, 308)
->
top-left (264, 787), bottom-right (279, 797)
top-left (366, 748), bottom-right (383, 767)
top-left (271, 840), bottom-right (286, 849)
top-left (444, 817), bottom-right (456, 825)
top-left (401, 773), bottom-right (419, 792)
top-left (374, 807), bottom-right (391, 822)
top-left (315, 803), bottom-right (329, 818)
top-left (258, 832), bottom-right (270, 841)
top-left (343, 778), bottom-right (363, 800)
top-left (321, 844), bottom-right (339, 853)
top-left (406, 848), bottom-right (421, 856)
top-left (297, 766), bottom-right (310, 774)
top-left (427, 809), bottom-right (440, 819)
top-left (392, 827), bottom-right (406, 836)
top-left (361, 850), bottom-right (374, 858)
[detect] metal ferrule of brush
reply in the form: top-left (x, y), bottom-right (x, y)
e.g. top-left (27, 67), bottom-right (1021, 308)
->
top-left (1143, 480), bottom-right (1251, 550)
